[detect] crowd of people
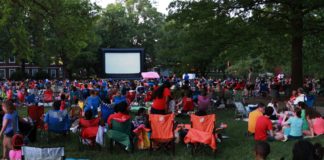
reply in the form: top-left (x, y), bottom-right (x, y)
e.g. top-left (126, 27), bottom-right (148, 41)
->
top-left (0, 75), bottom-right (322, 159)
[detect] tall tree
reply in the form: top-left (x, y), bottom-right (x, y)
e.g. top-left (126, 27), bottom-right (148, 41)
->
top-left (221, 0), bottom-right (324, 89)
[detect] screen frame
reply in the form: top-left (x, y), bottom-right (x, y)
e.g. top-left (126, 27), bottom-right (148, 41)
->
top-left (101, 48), bottom-right (145, 79)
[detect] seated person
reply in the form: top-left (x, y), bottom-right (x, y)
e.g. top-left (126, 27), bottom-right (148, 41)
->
top-left (112, 91), bottom-right (127, 105)
top-left (107, 101), bottom-right (131, 128)
top-left (292, 140), bottom-right (323, 160)
top-left (132, 108), bottom-right (148, 129)
top-left (254, 141), bottom-right (270, 160)
top-left (255, 107), bottom-right (282, 141)
top-left (176, 91), bottom-right (194, 114)
top-left (79, 110), bottom-right (100, 145)
top-left (44, 101), bottom-right (70, 134)
top-left (281, 108), bottom-right (303, 141)
top-left (197, 89), bottom-right (210, 113)
top-left (303, 109), bottom-right (324, 137)
top-left (248, 103), bottom-right (265, 135)
top-left (84, 90), bottom-right (101, 117)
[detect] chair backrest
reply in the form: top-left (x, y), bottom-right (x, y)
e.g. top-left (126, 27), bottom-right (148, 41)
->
top-left (43, 90), bottom-right (53, 102)
top-left (28, 106), bottom-right (45, 128)
top-left (47, 110), bottom-right (70, 133)
top-left (79, 118), bottom-right (100, 128)
top-left (234, 102), bottom-right (246, 114)
top-left (191, 114), bottom-right (215, 133)
top-left (149, 114), bottom-right (174, 140)
top-left (22, 146), bottom-right (64, 160)
top-left (101, 104), bottom-right (114, 123)
top-left (111, 119), bottom-right (132, 136)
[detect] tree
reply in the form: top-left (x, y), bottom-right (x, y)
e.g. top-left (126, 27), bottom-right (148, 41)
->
top-left (221, 0), bottom-right (324, 89)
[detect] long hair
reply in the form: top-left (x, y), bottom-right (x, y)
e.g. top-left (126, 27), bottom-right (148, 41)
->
top-left (152, 81), bottom-right (171, 99)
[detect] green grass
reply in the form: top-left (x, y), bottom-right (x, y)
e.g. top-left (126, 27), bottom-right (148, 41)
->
top-left (4, 107), bottom-right (324, 160)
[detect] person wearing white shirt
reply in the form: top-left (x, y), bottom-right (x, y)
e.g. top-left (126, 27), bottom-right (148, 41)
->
top-left (293, 88), bottom-right (305, 105)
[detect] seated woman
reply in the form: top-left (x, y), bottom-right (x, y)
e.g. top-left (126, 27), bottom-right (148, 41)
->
top-left (107, 101), bottom-right (131, 128)
top-left (281, 108), bottom-right (303, 141)
top-left (176, 91), bottom-right (194, 114)
top-left (79, 110), bottom-right (100, 145)
top-left (303, 109), bottom-right (324, 137)
top-left (44, 101), bottom-right (70, 134)
top-left (197, 89), bottom-right (210, 113)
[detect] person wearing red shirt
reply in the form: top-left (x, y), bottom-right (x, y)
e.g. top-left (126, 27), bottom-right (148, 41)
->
top-left (107, 101), bottom-right (131, 127)
top-left (151, 81), bottom-right (171, 114)
top-left (255, 107), bottom-right (275, 141)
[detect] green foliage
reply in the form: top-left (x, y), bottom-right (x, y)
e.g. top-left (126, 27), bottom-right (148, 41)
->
top-left (10, 71), bottom-right (30, 81)
top-left (33, 71), bottom-right (50, 80)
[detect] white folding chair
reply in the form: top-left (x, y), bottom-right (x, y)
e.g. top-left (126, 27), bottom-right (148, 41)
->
top-left (234, 102), bottom-right (248, 119)
top-left (22, 146), bottom-right (64, 160)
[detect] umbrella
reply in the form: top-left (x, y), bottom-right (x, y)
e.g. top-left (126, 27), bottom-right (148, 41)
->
top-left (141, 72), bottom-right (160, 79)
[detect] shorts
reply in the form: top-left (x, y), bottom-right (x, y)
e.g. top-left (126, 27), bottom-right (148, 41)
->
top-left (288, 135), bottom-right (303, 140)
top-left (4, 130), bottom-right (14, 137)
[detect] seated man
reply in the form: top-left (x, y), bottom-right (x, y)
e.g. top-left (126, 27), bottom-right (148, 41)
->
top-left (255, 107), bottom-right (275, 141)
top-left (107, 101), bottom-right (131, 128)
top-left (44, 101), bottom-right (70, 134)
top-left (79, 110), bottom-right (100, 145)
top-left (248, 103), bottom-right (265, 135)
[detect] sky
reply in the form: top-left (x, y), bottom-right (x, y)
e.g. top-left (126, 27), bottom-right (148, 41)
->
top-left (90, 0), bottom-right (173, 14)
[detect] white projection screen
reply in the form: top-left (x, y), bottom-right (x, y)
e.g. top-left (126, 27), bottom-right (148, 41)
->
top-left (105, 53), bottom-right (140, 74)
top-left (101, 48), bottom-right (144, 79)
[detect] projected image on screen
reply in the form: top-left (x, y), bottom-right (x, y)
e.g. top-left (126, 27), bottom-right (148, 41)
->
top-left (105, 53), bottom-right (141, 74)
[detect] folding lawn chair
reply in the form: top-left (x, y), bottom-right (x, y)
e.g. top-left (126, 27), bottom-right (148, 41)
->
top-left (234, 102), bottom-right (248, 119)
top-left (184, 114), bottom-right (217, 155)
top-left (149, 114), bottom-right (175, 155)
top-left (78, 117), bottom-right (101, 150)
top-left (22, 146), bottom-right (64, 160)
top-left (107, 119), bottom-right (134, 153)
top-left (45, 110), bottom-right (70, 143)
top-left (28, 105), bottom-right (45, 141)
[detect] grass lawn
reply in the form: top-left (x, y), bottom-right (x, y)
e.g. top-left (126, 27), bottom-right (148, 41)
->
top-left (6, 105), bottom-right (323, 160)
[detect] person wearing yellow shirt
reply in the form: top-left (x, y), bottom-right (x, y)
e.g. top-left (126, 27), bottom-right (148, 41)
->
top-left (248, 103), bottom-right (265, 135)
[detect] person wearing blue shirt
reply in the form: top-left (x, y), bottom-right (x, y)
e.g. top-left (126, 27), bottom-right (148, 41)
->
top-left (282, 108), bottom-right (303, 141)
top-left (44, 101), bottom-right (70, 134)
top-left (84, 90), bottom-right (101, 116)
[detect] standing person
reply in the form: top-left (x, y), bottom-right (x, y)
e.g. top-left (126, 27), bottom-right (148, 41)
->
top-left (248, 103), bottom-right (265, 135)
top-left (0, 100), bottom-right (18, 159)
top-left (151, 81), bottom-right (171, 114)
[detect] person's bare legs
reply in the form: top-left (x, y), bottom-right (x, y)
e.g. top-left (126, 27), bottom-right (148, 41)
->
top-left (2, 136), bottom-right (12, 159)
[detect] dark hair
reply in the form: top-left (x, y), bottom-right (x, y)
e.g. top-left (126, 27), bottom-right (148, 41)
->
top-left (201, 89), bottom-right (207, 97)
top-left (298, 102), bottom-right (307, 109)
top-left (294, 108), bottom-right (302, 118)
top-left (53, 101), bottom-right (61, 110)
top-left (264, 107), bottom-right (274, 117)
top-left (60, 94), bottom-right (66, 101)
top-left (258, 103), bottom-right (265, 108)
top-left (85, 110), bottom-right (93, 120)
top-left (152, 81), bottom-right (171, 99)
top-left (137, 107), bottom-right (146, 116)
top-left (255, 141), bottom-right (270, 159)
top-left (293, 140), bottom-right (323, 160)
top-left (115, 101), bottom-right (128, 114)
top-left (307, 109), bottom-right (322, 119)
top-left (297, 88), bottom-right (304, 94)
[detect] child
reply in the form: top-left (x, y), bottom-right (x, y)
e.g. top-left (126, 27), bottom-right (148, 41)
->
top-left (60, 93), bottom-right (67, 111)
top-left (9, 134), bottom-right (23, 160)
top-left (0, 100), bottom-right (18, 159)
top-left (132, 108), bottom-right (148, 129)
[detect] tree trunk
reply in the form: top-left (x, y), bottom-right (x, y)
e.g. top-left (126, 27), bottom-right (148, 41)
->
top-left (290, 12), bottom-right (304, 90)
top-left (20, 58), bottom-right (27, 78)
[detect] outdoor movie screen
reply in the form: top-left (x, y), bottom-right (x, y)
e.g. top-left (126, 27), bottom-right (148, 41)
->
top-left (101, 48), bottom-right (144, 79)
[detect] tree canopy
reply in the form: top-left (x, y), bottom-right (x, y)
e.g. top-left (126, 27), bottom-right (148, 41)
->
top-left (0, 0), bottom-right (324, 86)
